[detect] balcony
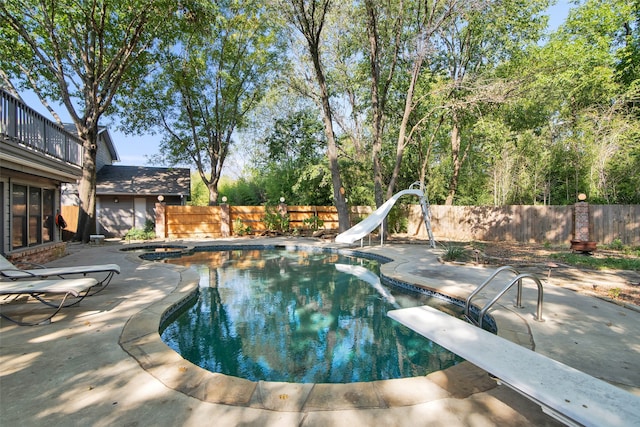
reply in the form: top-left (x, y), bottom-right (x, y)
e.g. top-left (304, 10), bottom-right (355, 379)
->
top-left (1, 89), bottom-right (83, 181)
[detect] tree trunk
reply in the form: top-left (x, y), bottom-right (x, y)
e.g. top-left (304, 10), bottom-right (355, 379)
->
top-left (311, 51), bottom-right (350, 231)
top-left (365, 0), bottom-right (385, 210)
top-left (386, 57), bottom-right (422, 199)
top-left (74, 127), bottom-right (99, 242)
top-left (446, 110), bottom-right (461, 205)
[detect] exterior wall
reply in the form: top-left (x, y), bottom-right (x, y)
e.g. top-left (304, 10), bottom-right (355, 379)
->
top-left (95, 133), bottom-right (113, 171)
top-left (5, 242), bottom-right (67, 265)
top-left (97, 196), bottom-right (135, 237)
top-left (95, 195), bottom-right (184, 237)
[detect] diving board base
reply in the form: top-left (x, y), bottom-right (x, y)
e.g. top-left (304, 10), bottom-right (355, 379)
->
top-left (388, 305), bottom-right (640, 427)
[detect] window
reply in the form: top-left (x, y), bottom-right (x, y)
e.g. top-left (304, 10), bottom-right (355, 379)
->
top-left (11, 185), bottom-right (27, 249)
top-left (29, 187), bottom-right (42, 246)
top-left (43, 189), bottom-right (54, 242)
top-left (11, 184), bottom-right (56, 249)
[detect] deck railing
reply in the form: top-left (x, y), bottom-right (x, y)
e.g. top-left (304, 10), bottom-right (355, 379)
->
top-left (0, 89), bottom-right (83, 167)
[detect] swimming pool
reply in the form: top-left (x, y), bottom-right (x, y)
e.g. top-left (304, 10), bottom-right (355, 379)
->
top-left (158, 247), bottom-right (464, 383)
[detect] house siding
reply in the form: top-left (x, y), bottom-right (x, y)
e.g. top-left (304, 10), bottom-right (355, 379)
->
top-left (97, 196), bottom-right (134, 237)
top-left (95, 135), bottom-right (113, 170)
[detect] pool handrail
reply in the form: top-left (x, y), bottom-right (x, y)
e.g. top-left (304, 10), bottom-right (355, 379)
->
top-left (465, 265), bottom-right (544, 328)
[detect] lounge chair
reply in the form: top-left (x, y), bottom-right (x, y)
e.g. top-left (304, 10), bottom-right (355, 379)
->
top-left (0, 255), bottom-right (120, 295)
top-left (0, 277), bottom-right (98, 325)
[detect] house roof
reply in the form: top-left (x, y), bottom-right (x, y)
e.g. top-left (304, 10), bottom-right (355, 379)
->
top-left (96, 165), bottom-right (191, 196)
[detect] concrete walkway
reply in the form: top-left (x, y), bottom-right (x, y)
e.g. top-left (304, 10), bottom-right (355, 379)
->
top-left (1, 237), bottom-right (638, 426)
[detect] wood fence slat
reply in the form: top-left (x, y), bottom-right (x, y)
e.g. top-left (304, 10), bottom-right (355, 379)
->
top-left (158, 204), bottom-right (639, 244)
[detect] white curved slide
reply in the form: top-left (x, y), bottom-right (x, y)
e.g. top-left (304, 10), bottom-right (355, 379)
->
top-left (335, 189), bottom-right (424, 244)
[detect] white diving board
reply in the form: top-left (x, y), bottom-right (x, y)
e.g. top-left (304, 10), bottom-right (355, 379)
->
top-left (388, 305), bottom-right (640, 427)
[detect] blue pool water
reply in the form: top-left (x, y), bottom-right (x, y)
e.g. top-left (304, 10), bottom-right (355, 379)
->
top-left (159, 247), bottom-right (463, 383)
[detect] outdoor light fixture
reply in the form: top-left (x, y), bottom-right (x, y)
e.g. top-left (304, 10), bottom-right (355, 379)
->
top-left (222, 196), bottom-right (228, 203)
top-left (158, 195), bottom-right (165, 202)
top-left (114, 197), bottom-right (119, 203)
top-left (578, 193), bottom-right (587, 201)
top-left (280, 197), bottom-right (285, 203)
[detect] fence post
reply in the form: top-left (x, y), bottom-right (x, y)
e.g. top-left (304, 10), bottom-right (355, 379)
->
top-left (220, 202), bottom-right (230, 237)
top-left (278, 199), bottom-right (287, 216)
top-left (155, 202), bottom-right (166, 239)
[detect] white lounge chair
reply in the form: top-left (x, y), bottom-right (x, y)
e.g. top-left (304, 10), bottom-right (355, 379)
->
top-left (0, 255), bottom-right (120, 295)
top-left (0, 277), bottom-right (98, 325)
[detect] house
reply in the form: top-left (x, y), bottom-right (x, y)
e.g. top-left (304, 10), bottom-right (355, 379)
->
top-left (0, 88), bottom-right (83, 262)
top-left (1, 88), bottom-right (191, 262)
top-left (94, 165), bottom-right (190, 237)
top-left (61, 121), bottom-right (190, 238)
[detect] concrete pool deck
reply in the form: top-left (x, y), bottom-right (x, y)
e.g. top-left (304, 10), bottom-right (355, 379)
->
top-left (1, 237), bottom-right (639, 426)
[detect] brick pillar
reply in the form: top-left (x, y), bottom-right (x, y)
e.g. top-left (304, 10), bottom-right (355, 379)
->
top-left (220, 203), bottom-right (230, 237)
top-left (155, 202), bottom-right (166, 238)
top-left (574, 202), bottom-right (590, 241)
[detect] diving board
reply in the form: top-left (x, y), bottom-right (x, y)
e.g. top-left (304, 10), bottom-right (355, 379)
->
top-left (388, 305), bottom-right (640, 427)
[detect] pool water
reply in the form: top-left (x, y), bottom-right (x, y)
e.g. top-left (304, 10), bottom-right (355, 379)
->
top-left (160, 248), bottom-right (463, 383)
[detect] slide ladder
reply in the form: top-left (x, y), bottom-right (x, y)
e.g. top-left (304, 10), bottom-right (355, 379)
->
top-left (410, 182), bottom-right (435, 248)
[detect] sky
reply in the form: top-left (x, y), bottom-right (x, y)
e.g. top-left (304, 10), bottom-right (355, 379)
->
top-left (15, 1), bottom-right (573, 173)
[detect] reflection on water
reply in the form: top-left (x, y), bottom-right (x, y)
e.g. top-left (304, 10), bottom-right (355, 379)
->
top-left (160, 249), bottom-right (463, 383)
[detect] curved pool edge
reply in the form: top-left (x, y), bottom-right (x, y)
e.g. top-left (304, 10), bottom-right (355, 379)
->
top-left (118, 241), bottom-right (523, 412)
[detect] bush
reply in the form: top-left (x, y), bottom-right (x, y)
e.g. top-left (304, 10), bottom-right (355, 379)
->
top-left (441, 243), bottom-right (468, 262)
top-left (125, 220), bottom-right (155, 240)
top-left (263, 206), bottom-right (290, 232)
top-left (302, 215), bottom-right (324, 231)
top-left (233, 218), bottom-right (252, 236)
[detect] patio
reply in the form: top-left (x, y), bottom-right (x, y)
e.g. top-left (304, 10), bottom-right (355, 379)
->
top-left (1, 237), bottom-right (638, 426)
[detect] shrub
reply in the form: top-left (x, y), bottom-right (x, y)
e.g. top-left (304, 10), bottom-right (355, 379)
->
top-left (233, 218), bottom-right (252, 236)
top-left (441, 243), bottom-right (467, 262)
top-left (302, 215), bottom-right (324, 231)
top-left (263, 206), bottom-right (290, 232)
top-left (125, 220), bottom-right (155, 240)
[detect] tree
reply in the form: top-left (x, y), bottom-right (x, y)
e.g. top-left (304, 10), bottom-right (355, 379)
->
top-left (254, 109), bottom-right (332, 205)
top-left (0, 0), bottom-right (174, 241)
top-left (430, 0), bottom-right (548, 205)
top-left (281, 0), bottom-right (350, 231)
top-left (121, 0), bottom-right (283, 205)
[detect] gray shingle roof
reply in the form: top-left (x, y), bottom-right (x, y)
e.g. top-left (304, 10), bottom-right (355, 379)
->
top-left (96, 165), bottom-right (190, 196)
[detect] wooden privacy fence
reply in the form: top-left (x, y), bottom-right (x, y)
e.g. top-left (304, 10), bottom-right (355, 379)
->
top-left (155, 203), bottom-right (640, 245)
top-left (156, 203), bottom-right (373, 240)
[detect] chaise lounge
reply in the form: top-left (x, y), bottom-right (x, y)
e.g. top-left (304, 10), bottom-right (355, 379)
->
top-left (0, 277), bottom-right (98, 326)
top-left (0, 255), bottom-right (120, 295)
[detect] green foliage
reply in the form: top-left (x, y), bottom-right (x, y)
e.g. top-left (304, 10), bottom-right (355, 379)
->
top-left (189, 173), bottom-right (210, 206)
top-left (302, 215), bottom-right (324, 231)
top-left (387, 205), bottom-right (409, 234)
top-left (608, 287), bottom-right (622, 299)
top-left (118, 0), bottom-right (286, 204)
top-left (232, 218), bottom-right (252, 236)
top-left (125, 220), bottom-right (156, 240)
top-left (550, 253), bottom-right (640, 271)
top-left (608, 238), bottom-right (625, 251)
top-left (219, 177), bottom-right (265, 206)
top-left (263, 206), bottom-right (290, 233)
top-left (440, 244), bottom-right (468, 262)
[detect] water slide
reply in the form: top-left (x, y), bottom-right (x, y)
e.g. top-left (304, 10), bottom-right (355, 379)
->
top-left (335, 189), bottom-right (424, 244)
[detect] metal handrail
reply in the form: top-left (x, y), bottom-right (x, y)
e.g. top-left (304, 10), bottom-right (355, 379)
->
top-left (477, 273), bottom-right (544, 329)
top-left (464, 265), bottom-right (522, 322)
top-left (464, 265), bottom-right (544, 329)
top-left (0, 88), bottom-right (83, 167)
